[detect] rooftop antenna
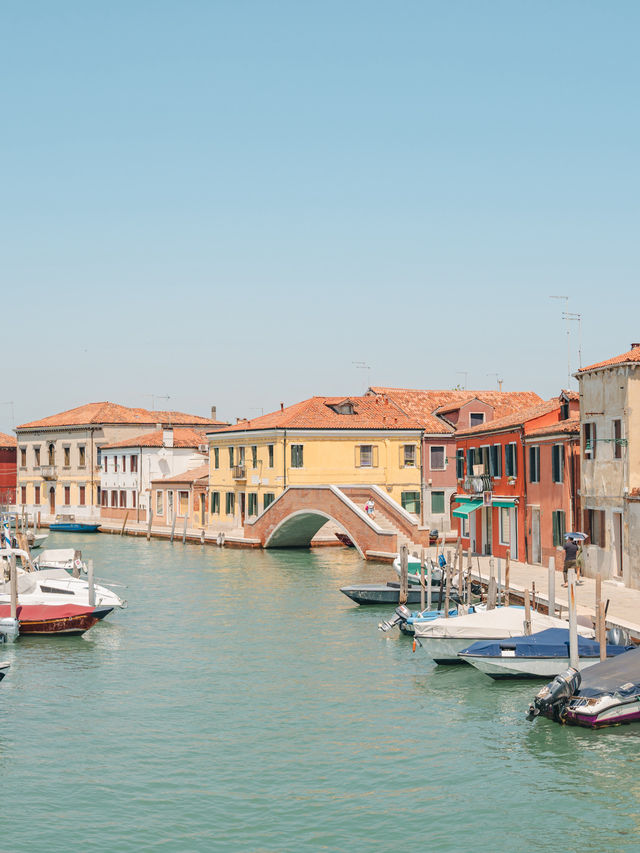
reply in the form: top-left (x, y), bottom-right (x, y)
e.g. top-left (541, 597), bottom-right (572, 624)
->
top-left (456, 372), bottom-right (468, 390)
top-left (0, 401), bottom-right (15, 431)
top-left (563, 312), bottom-right (582, 374)
top-left (249, 407), bottom-right (265, 418)
top-left (486, 373), bottom-right (503, 392)
top-left (143, 394), bottom-right (170, 411)
top-left (550, 295), bottom-right (570, 387)
top-left (353, 361), bottom-right (371, 392)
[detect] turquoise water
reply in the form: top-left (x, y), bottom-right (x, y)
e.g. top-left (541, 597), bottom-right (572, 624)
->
top-left (1, 534), bottom-right (639, 852)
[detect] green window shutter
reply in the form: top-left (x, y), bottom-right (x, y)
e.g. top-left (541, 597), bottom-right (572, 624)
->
top-left (431, 491), bottom-right (445, 515)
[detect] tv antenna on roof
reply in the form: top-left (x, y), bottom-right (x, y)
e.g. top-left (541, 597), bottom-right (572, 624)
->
top-left (486, 373), bottom-right (503, 392)
top-left (143, 394), bottom-right (170, 411)
top-left (353, 361), bottom-right (371, 392)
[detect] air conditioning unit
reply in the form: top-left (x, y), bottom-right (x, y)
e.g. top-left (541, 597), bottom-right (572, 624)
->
top-left (198, 444), bottom-right (208, 452)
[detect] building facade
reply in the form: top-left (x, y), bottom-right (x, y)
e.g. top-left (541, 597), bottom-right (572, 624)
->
top-left (151, 464), bottom-right (209, 531)
top-left (16, 402), bottom-right (223, 521)
top-left (0, 432), bottom-right (17, 507)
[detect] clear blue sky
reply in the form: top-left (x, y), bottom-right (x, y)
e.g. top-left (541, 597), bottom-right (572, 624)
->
top-left (2, 0), bottom-right (638, 433)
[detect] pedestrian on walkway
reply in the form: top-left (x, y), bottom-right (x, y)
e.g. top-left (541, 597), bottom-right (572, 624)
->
top-left (562, 536), bottom-right (578, 587)
top-left (576, 541), bottom-right (584, 584)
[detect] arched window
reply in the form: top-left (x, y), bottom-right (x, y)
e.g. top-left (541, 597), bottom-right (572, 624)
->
top-left (48, 443), bottom-right (55, 466)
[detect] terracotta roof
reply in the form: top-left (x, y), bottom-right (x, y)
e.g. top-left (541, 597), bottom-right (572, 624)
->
top-left (579, 345), bottom-right (640, 373)
top-left (457, 399), bottom-right (562, 437)
top-left (368, 388), bottom-right (543, 433)
top-left (525, 417), bottom-right (580, 438)
top-left (152, 463), bottom-right (209, 485)
top-left (207, 395), bottom-right (424, 433)
top-left (0, 431), bottom-right (16, 448)
top-left (17, 402), bottom-right (224, 430)
top-left (101, 428), bottom-right (209, 450)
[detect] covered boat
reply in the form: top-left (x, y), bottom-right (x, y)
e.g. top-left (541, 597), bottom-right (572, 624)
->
top-left (460, 627), bottom-right (633, 679)
top-left (341, 582), bottom-right (461, 607)
top-left (413, 607), bottom-right (595, 665)
top-left (528, 647), bottom-right (640, 728)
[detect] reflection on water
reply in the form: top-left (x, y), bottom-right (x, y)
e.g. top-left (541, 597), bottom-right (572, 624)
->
top-left (0, 533), bottom-right (639, 852)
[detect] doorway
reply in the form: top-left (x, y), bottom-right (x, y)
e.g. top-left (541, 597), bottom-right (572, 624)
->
top-left (49, 487), bottom-right (56, 515)
top-left (510, 508), bottom-right (518, 561)
top-left (531, 507), bottom-right (541, 564)
top-left (239, 493), bottom-right (246, 525)
top-left (200, 494), bottom-right (206, 526)
top-left (483, 507), bottom-right (492, 555)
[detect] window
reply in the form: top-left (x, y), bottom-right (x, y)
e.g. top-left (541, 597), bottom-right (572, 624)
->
top-left (63, 447), bottom-right (70, 467)
top-left (156, 491), bottom-right (164, 515)
top-left (585, 509), bottom-right (605, 548)
top-left (430, 446), bottom-right (445, 471)
top-left (499, 507), bottom-right (511, 545)
top-left (252, 446), bottom-right (258, 468)
top-left (248, 493), bottom-right (258, 515)
top-left (237, 447), bottom-right (245, 466)
top-left (403, 445), bottom-right (416, 467)
top-left (552, 510), bottom-right (566, 547)
top-left (78, 446), bottom-right (86, 467)
top-left (357, 445), bottom-right (377, 467)
top-left (21, 486), bottom-right (26, 504)
top-left (168, 491), bottom-right (174, 518)
top-left (529, 446), bottom-right (540, 483)
top-left (210, 492), bottom-right (220, 514)
top-left (101, 490), bottom-right (108, 507)
top-left (584, 422), bottom-right (596, 460)
top-left (178, 491), bottom-right (189, 516)
top-left (96, 447), bottom-right (102, 468)
top-left (467, 448), bottom-right (475, 475)
top-left (268, 445), bottom-right (274, 468)
top-left (226, 492), bottom-right (235, 515)
top-left (461, 516), bottom-right (470, 537)
top-left (456, 449), bottom-right (464, 480)
top-left (431, 491), bottom-right (445, 515)
top-left (480, 445), bottom-right (490, 474)
top-left (34, 447), bottom-right (40, 466)
top-left (110, 490), bottom-right (117, 508)
top-left (104, 457), bottom-right (108, 473)
top-left (122, 455), bottom-right (127, 473)
top-left (20, 447), bottom-right (26, 467)
top-left (130, 455), bottom-right (138, 473)
top-left (552, 444), bottom-right (564, 483)
top-left (213, 447), bottom-right (219, 469)
top-left (505, 443), bottom-right (517, 478)
top-left (228, 447), bottom-right (235, 467)
top-left (119, 490), bottom-right (126, 508)
top-left (469, 412), bottom-right (485, 428)
top-left (291, 445), bottom-right (303, 468)
top-left (490, 444), bottom-right (502, 478)
top-left (34, 486), bottom-right (40, 504)
top-left (131, 491), bottom-right (136, 508)
top-left (613, 419), bottom-right (622, 459)
top-left (79, 486), bottom-right (86, 506)
top-left (114, 456), bottom-right (118, 473)
top-left (64, 486), bottom-right (71, 506)
top-left (263, 493), bottom-right (275, 510)
top-left (48, 444), bottom-right (55, 465)
top-left (401, 491), bottom-right (421, 514)
top-left (560, 402), bottom-right (570, 420)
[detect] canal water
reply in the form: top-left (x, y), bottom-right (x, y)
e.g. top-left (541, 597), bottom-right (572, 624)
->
top-left (1, 534), bottom-right (639, 852)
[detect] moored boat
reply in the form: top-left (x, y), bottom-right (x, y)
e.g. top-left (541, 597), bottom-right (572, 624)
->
top-left (460, 627), bottom-right (633, 679)
top-left (49, 515), bottom-right (100, 533)
top-left (0, 661), bottom-right (9, 682)
top-left (0, 603), bottom-right (100, 635)
top-left (341, 582), bottom-right (462, 607)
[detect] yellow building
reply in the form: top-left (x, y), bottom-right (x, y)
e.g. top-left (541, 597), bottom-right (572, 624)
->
top-left (206, 395), bottom-right (424, 526)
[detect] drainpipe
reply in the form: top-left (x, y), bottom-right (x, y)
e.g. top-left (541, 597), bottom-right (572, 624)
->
top-left (90, 427), bottom-right (94, 515)
top-left (521, 427), bottom-right (529, 563)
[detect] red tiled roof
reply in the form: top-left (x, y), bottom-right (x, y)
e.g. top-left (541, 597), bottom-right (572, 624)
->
top-left (152, 463), bottom-right (209, 484)
top-left (369, 387), bottom-right (543, 433)
top-left (101, 428), bottom-right (209, 450)
top-left (457, 399), bottom-right (562, 437)
top-left (526, 417), bottom-right (580, 438)
top-left (0, 431), bottom-right (16, 448)
top-left (579, 345), bottom-right (640, 373)
top-left (17, 402), bottom-right (224, 430)
top-left (207, 395), bottom-right (424, 433)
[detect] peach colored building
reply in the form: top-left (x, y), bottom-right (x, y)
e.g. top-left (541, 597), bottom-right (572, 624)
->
top-left (151, 464), bottom-right (209, 531)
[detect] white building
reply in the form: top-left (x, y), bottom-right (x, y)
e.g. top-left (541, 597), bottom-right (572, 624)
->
top-left (100, 427), bottom-right (209, 521)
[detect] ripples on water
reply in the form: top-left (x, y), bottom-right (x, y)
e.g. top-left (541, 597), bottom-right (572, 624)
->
top-left (1, 535), bottom-right (639, 851)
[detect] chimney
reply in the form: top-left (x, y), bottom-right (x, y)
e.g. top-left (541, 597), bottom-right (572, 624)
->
top-left (280, 402), bottom-right (284, 411)
top-left (632, 343), bottom-right (640, 350)
top-left (211, 405), bottom-right (217, 421)
top-left (163, 427), bottom-right (174, 448)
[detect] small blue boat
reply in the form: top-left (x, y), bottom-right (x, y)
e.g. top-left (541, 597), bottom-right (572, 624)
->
top-left (459, 627), bottom-right (633, 679)
top-left (50, 515), bottom-right (100, 533)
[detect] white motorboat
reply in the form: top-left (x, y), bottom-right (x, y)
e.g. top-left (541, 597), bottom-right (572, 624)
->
top-left (0, 661), bottom-right (9, 682)
top-left (34, 548), bottom-right (87, 573)
top-left (413, 607), bottom-right (595, 665)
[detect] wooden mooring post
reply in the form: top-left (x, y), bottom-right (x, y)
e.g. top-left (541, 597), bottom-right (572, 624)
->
top-left (87, 559), bottom-right (95, 607)
top-left (523, 588), bottom-right (532, 635)
top-left (444, 550), bottom-right (452, 617)
top-left (426, 552), bottom-right (432, 611)
top-left (568, 568), bottom-right (578, 669)
top-left (147, 509), bottom-right (153, 542)
top-left (10, 552), bottom-right (17, 620)
top-left (487, 557), bottom-right (497, 609)
top-left (504, 551), bottom-right (510, 606)
top-left (120, 511), bottom-right (129, 536)
top-left (419, 547), bottom-right (425, 612)
top-left (596, 573), bottom-right (606, 661)
top-left (548, 556), bottom-right (555, 618)
top-left (182, 513), bottom-right (188, 544)
top-left (399, 545), bottom-right (408, 605)
top-left (170, 512), bottom-right (177, 543)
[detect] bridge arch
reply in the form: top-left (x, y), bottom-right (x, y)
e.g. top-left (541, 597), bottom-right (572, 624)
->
top-left (265, 509), bottom-right (366, 558)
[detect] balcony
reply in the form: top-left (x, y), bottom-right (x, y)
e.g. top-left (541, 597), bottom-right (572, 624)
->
top-left (463, 474), bottom-right (493, 494)
top-left (232, 465), bottom-right (246, 480)
top-left (41, 466), bottom-right (58, 480)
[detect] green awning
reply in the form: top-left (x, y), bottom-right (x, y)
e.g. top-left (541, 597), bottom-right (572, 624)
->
top-left (492, 498), bottom-right (516, 508)
top-left (452, 499), bottom-right (482, 518)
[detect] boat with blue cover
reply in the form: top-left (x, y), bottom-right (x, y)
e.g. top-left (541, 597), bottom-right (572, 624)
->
top-left (459, 627), bottom-right (634, 678)
top-left (49, 515), bottom-right (100, 533)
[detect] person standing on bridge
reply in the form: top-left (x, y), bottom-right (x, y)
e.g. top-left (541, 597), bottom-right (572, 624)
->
top-left (365, 499), bottom-right (375, 519)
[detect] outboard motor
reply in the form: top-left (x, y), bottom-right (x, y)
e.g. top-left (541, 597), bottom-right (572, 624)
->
top-left (527, 667), bottom-right (582, 722)
top-left (378, 604), bottom-right (413, 633)
top-left (607, 625), bottom-right (630, 647)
